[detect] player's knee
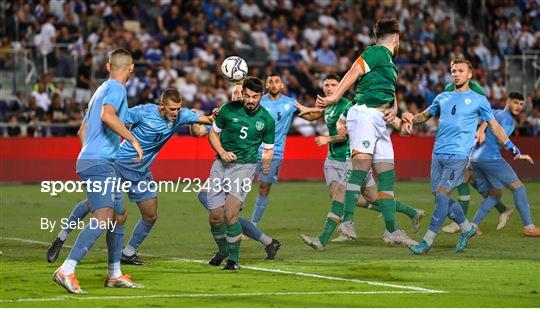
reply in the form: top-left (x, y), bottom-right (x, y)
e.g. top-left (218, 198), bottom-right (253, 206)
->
top-left (508, 179), bottom-right (523, 191)
top-left (351, 154), bottom-right (371, 170)
top-left (488, 188), bottom-right (502, 199)
top-left (224, 211), bottom-right (238, 225)
top-left (142, 214), bottom-right (157, 224)
top-left (259, 182), bottom-right (271, 196)
top-left (209, 208), bottom-right (225, 226)
top-left (114, 211), bottom-right (128, 226)
top-left (356, 195), bottom-right (367, 207)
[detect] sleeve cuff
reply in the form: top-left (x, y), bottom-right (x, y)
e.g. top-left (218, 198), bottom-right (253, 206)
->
top-left (212, 122), bottom-right (222, 133)
top-left (262, 143), bottom-right (274, 149)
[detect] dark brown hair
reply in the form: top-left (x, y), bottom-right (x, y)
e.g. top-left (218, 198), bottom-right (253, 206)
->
top-left (374, 19), bottom-right (400, 40)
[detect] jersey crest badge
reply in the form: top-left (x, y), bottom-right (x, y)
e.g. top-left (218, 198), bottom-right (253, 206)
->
top-left (256, 121), bottom-right (265, 131)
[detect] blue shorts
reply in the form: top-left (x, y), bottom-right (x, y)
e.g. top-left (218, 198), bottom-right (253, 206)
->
top-left (113, 163), bottom-right (157, 203)
top-left (78, 163), bottom-right (125, 214)
top-left (430, 154), bottom-right (469, 192)
top-left (256, 159), bottom-right (282, 184)
top-left (471, 159), bottom-right (518, 193)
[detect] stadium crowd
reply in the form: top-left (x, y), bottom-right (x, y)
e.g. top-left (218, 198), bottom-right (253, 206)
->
top-left (1, 0), bottom-right (539, 137)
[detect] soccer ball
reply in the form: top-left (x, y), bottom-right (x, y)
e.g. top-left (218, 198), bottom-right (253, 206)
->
top-left (220, 56), bottom-right (248, 82)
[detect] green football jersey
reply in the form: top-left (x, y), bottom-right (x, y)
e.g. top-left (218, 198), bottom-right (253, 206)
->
top-left (444, 80), bottom-right (485, 96)
top-left (213, 100), bottom-right (275, 164)
top-left (353, 45), bottom-right (398, 107)
top-left (324, 97), bottom-right (352, 162)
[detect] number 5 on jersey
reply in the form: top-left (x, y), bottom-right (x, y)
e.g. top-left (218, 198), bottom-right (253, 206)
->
top-left (239, 126), bottom-right (248, 139)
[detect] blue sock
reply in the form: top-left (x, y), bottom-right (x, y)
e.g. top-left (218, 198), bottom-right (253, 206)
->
top-left (448, 200), bottom-right (466, 224)
top-left (512, 186), bottom-right (533, 227)
top-left (66, 224), bottom-right (105, 262)
top-left (251, 195), bottom-right (269, 224)
top-left (472, 195), bottom-right (500, 226)
top-left (198, 191), bottom-right (208, 209)
top-left (239, 217), bottom-right (262, 240)
top-left (107, 225), bottom-right (125, 264)
top-left (428, 193), bottom-right (451, 234)
top-left (126, 219), bottom-right (155, 253)
top-left (62, 200), bottom-right (90, 234)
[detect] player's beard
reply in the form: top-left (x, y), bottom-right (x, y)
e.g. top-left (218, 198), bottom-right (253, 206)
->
top-left (245, 101), bottom-right (259, 112)
top-left (392, 43), bottom-right (399, 58)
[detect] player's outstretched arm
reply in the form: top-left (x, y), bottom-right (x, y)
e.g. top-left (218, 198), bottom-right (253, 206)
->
top-left (101, 104), bottom-right (143, 162)
top-left (316, 61), bottom-right (364, 108)
top-left (315, 134), bottom-right (347, 146)
top-left (403, 109), bottom-right (432, 125)
top-left (189, 124), bottom-right (209, 137)
top-left (260, 147), bottom-right (274, 174)
top-left (78, 119), bottom-right (87, 144)
top-left (196, 115), bottom-right (214, 125)
top-left (488, 119), bottom-right (534, 164)
top-left (295, 102), bottom-right (324, 121)
top-left (209, 127), bottom-right (236, 162)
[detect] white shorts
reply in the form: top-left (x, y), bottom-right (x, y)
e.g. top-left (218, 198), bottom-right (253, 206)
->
top-left (346, 104), bottom-right (394, 164)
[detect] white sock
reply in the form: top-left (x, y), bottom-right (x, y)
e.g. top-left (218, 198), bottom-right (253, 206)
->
top-left (459, 220), bottom-right (472, 233)
top-left (108, 262), bottom-right (122, 278)
top-left (122, 244), bottom-right (136, 257)
top-left (57, 230), bottom-right (69, 241)
top-left (259, 234), bottom-right (272, 246)
top-left (60, 259), bottom-right (77, 275)
top-left (525, 224), bottom-right (535, 229)
top-left (423, 230), bottom-right (436, 246)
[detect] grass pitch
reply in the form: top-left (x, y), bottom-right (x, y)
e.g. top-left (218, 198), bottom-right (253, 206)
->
top-left (1, 182), bottom-right (539, 307)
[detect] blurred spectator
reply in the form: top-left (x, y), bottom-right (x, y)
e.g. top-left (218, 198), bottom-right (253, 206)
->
top-left (75, 54), bottom-right (93, 105)
top-left (31, 80), bottom-right (51, 112)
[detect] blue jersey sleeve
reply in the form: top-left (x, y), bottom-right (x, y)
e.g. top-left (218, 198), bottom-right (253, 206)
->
top-left (427, 94), bottom-right (441, 116)
top-left (179, 108), bottom-right (201, 125)
top-left (102, 85), bottom-right (125, 111)
top-left (125, 105), bottom-right (145, 124)
top-left (478, 97), bottom-right (495, 122)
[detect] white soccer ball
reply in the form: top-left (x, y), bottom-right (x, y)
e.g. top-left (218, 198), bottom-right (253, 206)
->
top-left (220, 56), bottom-right (248, 82)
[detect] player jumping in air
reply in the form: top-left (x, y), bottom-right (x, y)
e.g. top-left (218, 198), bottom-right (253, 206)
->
top-left (316, 19), bottom-right (409, 243)
top-left (402, 58), bottom-right (532, 254)
top-left (47, 88), bottom-right (213, 265)
top-left (297, 73), bottom-right (423, 249)
top-left (52, 49), bottom-right (144, 294)
top-left (206, 77), bottom-right (275, 270)
top-left (469, 92), bottom-right (539, 236)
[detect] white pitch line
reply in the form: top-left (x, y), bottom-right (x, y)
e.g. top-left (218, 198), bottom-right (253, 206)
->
top-left (0, 236), bottom-right (446, 295)
top-left (0, 290), bottom-right (424, 303)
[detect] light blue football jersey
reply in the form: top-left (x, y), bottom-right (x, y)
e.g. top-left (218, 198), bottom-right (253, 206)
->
top-left (76, 79), bottom-right (128, 172)
top-left (471, 109), bottom-right (515, 161)
top-left (116, 104), bottom-right (200, 172)
top-left (428, 90), bottom-right (495, 157)
top-left (258, 94), bottom-right (298, 159)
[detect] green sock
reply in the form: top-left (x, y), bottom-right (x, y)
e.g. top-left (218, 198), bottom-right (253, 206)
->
top-left (495, 202), bottom-right (508, 214)
top-left (343, 169), bottom-right (368, 222)
top-left (457, 183), bottom-right (470, 216)
top-left (377, 170), bottom-right (397, 233)
top-left (318, 201), bottom-right (344, 246)
top-left (211, 224), bottom-right (229, 255)
top-left (226, 221), bottom-right (243, 263)
top-left (366, 203), bottom-right (381, 212)
top-left (395, 200), bottom-right (417, 218)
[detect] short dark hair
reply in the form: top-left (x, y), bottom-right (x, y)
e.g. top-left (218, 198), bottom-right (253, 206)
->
top-left (374, 19), bottom-right (400, 40)
top-left (243, 76), bottom-right (264, 94)
top-left (508, 92), bottom-right (524, 101)
top-left (160, 87), bottom-right (182, 104)
top-left (266, 72), bottom-right (281, 80)
top-left (325, 73), bottom-right (341, 82)
top-left (451, 57), bottom-right (473, 71)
